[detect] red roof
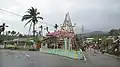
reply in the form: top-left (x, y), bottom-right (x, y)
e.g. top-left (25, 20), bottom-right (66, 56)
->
top-left (46, 31), bottom-right (74, 37)
top-left (47, 31), bottom-right (60, 36)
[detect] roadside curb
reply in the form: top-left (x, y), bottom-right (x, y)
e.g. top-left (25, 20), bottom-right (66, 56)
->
top-left (40, 52), bottom-right (83, 60)
top-left (40, 49), bottom-right (84, 60)
top-left (105, 53), bottom-right (120, 59)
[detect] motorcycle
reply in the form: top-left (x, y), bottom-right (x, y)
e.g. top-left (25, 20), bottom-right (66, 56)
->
top-left (101, 49), bottom-right (105, 54)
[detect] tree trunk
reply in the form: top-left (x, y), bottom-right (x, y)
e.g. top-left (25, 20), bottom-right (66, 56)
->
top-left (33, 24), bottom-right (35, 36)
top-left (41, 29), bottom-right (43, 36)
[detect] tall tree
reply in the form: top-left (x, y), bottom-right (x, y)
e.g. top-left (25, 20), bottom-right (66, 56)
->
top-left (46, 26), bottom-right (49, 33)
top-left (54, 24), bottom-right (58, 31)
top-left (39, 25), bottom-right (43, 36)
top-left (11, 30), bottom-right (16, 36)
top-left (0, 23), bottom-right (8, 35)
top-left (8, 31), bottom-right (11, 36)
top-left (21, 7), bottom-right (43, 36)
top-left (44, 26), bottom-right (49, 33)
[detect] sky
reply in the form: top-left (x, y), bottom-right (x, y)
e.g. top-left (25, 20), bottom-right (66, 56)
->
top-left (0, 0), bottom-right (120, 34)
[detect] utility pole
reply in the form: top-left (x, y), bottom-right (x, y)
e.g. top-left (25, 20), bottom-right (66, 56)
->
top-left (81, 25), bottom-right (84, 45)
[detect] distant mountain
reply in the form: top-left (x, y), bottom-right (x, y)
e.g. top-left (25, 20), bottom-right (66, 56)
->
top-left (75, 26), bottom-right (108, 36)
top-left (84, 31), bottom-right (108, 36)
top-left (89, 31), bottom-right (107, 35)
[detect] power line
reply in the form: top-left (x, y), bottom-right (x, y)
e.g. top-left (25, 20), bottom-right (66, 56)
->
top-left (0, 8), bottom-right (55, 26)
top-left (0, 8), bottom-right (22, 17)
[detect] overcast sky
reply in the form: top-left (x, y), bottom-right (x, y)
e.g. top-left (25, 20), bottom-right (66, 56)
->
top-left (0, 0), bottom-right (120, 34)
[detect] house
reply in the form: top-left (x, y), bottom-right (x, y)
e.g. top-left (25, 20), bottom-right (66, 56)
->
top-left (4, 38), bottom-right (34, 49)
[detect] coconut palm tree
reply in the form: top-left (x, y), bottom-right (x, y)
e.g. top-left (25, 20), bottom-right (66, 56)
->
top-left (39, 25), bottom-right (43, 36)
top-left (0, 23), bottom-right (8, 35)
top-left (39, 25), bottom-right (43, 32)
top-left (11, 30), bottom-right (16, 36)
top-left (46, 26), bottom-right (49, 33)
top-left (8, 31), bottom-right (11, 36)
top-left (54, 24), bottom-right (58, 31)
top-left (21, 7), bottom-right (43, 36)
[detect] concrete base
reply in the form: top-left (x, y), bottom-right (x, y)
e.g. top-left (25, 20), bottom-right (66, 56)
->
top-left (40, 48), bottom-right (84, 60)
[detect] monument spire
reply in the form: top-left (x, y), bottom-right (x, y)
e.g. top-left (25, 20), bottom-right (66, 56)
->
top-left (61, 12), bottom-right (74, 33)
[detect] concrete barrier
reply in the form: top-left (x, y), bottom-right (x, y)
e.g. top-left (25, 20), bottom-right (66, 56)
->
top-left (40, 48), bottom-right (84, 60)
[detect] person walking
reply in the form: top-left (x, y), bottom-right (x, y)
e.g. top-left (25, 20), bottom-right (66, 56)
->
top-left (91, 43), bottom-right (98, 56)
top-left (89, 44), bottom-right (94, 55)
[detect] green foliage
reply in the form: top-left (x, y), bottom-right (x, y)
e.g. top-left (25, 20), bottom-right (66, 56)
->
top-left (108, 29), bottom-right (120, 36)
top-left (11, 30), bottom-right (16, 36)
top-left (0, 39), bottom-right (3, 44)
top-left (0, 35), bottom-right (4, 43)
top-left (8, 31), bottom-right (11, 34)
top-left (19, 34), bottom-right (23, 37)
top-left (54, 24), bottom-right (58, 31)
top-left (21, 7), bottom-right (43, 36)
top-left (39, 25), bottom-right (43, 31)
top-left (0, 23), bottom-right (8, 35)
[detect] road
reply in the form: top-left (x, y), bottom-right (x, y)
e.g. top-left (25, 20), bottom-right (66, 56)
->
top-left (0, 49), bottom-right (120, 67)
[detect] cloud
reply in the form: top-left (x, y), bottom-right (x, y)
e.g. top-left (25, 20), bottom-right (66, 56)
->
top-left (0, 0), bottom-right (120, 34)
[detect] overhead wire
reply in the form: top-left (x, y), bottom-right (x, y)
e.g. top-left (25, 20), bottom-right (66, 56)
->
top-left (0, 8), bottom-right (22, 17)
top-left (0, 8), bottom-right (55, 26)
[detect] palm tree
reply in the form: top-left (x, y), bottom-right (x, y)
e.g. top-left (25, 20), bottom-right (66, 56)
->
top-left (21, 7), bottom-right (43, 36)
top-left (43, 26), bottom-right (49, 34)
top-left (39, 25), bottom-right (43, 31)
top-left (46, 26), bottom-right (49, 33)
top-left (0, 23), bottom-right (8, 35)
top-left (39, 25), bottom-right (43, 36)
top-left (54, 24), bottom-right (58, 31)
top-left (8, 31), bottom-right (11, 36)
top-left (11, 30), bottom-right (16, 36)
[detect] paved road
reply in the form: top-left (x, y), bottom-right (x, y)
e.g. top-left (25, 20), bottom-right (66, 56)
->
top-left (84, 49), bottom-right (120, 67)
top-left (0, 49), bottom-right (120, 67)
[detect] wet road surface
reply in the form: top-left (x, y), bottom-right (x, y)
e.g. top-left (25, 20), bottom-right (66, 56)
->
top-left (0, 49), bottom-right (120, 67)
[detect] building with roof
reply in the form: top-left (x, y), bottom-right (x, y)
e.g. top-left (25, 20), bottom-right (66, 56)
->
top-left (42, 12), bottom-right (79, 50)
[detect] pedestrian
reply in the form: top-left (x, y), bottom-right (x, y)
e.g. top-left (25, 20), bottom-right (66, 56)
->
top-left (94, 44), bottom-right (98, 55)
top-left (89, 45), bottom-right (93, 54)
top-left (91, 44), bottom-right (97, 56)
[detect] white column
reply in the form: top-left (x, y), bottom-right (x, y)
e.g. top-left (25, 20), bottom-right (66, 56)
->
top-left (64, 38), bottom-right (67, 50)
top-left (68, 38), bottom-right (71, 50)
top-left (45, 43), bottom-right (48, 48)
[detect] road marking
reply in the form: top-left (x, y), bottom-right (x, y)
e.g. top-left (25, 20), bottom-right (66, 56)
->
top-left (24, 53), bottom-right (31, 60)
top-left (25, 53), bottom-right (30, 58)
